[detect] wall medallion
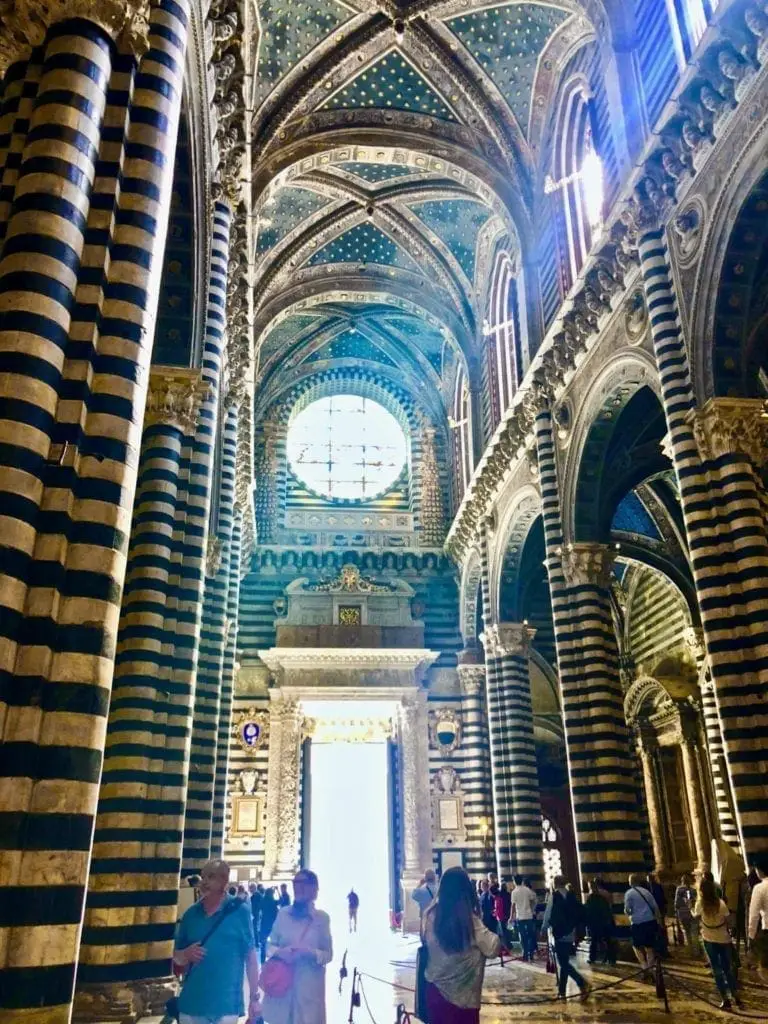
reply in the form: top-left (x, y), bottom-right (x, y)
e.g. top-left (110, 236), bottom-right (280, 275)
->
top-left (429, 708), bottom-right (462, 754)
top-left (233, 708), bottom-right (269, 755)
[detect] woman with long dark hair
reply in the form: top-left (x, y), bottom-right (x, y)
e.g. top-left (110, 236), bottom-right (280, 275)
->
top-left (422, 866), bottom-right (501, 1023)
top-left (693, 877), bottom-right (741, 1010)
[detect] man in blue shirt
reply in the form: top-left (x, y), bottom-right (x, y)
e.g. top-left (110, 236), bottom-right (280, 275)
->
top-left (173, 859), bottom-right (261, 1024)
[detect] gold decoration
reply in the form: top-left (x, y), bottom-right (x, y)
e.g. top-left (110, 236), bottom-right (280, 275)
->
top-left (306, 563), bottom-right (394, 593)
top-left (232, 707), bottom-right (269, 755)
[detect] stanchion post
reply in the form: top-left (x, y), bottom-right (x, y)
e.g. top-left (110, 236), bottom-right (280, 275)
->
top-left (348, 967), bottom-right (359, 1023)
top-left (655, 959), bottom-right (670, 1013)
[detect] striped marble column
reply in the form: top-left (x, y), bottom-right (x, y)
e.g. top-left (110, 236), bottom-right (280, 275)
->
top-left (480, 623), bottom-right (544, 887)
top-left (456, 651), bottom-right (496, 877)
top-left (0, 7), bottom-right (176, 1020)
top-left (212, 507), bottom-right (243, 857)
top-left (632, 204), bottom-right (768, 854)
top-left (75, 368), bottom-right (206, 1017)
top-left (533, 395), bottom-right (645, 908)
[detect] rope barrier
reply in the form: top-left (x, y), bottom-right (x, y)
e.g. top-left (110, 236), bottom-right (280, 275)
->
top-left (663, 964), bottom-right (768, 1020)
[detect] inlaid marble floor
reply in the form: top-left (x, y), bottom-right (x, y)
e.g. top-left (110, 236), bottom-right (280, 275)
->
top-left (137, 930), bottom-right (767, 1024)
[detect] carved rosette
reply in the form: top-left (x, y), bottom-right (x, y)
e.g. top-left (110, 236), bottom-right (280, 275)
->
top-left (144, 368), bottom-right (210, 435)
top-left (480, 621), bottom-right (536, 659)
top-left (687, 398), bottom-right (768, 468)
top-left (561, 543), bottom-right (615, 590)
top-left (0, 0), bottom-right (150, 71)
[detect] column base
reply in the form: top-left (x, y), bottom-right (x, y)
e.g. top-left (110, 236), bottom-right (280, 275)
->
top-left (73, 977), bottom-right (176, 1023)
top-left (400, 871), bottom-right (426, 934)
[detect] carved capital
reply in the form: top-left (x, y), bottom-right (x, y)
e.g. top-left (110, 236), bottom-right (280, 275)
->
top-left (687, 397), bottom-right (768, 467)
top-left (457, 663), bottom-right (485, 696)
top-left (561, 542), bottom-right (614, 589)
top-left (0, 0), bottom-right (150, 71)
top-left (206, 535), bottom-right (222, 578)
top-left (144, 368), bottom-right (210, 435)
top-left (480, 621), bottom-right (536, 658)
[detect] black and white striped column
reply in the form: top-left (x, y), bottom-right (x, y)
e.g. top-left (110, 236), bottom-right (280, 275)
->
top-left (534, 395), bottom-right (646, 907)
top-left (480, 623), bottom-right (544, 887)
top-left (456, 650), bottom-right (496, 877)
top-left (634, 208), bottom-right (768, 854)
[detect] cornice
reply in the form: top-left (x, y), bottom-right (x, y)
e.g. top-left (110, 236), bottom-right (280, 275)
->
top-left (259, 646), bottom-right (441, 676)
top-left (445, 5), bottom-right (768, 567)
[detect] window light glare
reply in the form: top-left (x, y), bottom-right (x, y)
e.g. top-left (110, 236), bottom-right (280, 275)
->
top-left (581, 148), bottom-right (604, 233)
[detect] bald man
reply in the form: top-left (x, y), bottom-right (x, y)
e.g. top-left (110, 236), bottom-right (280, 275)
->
top-left (173, 860), bottom-right (261, 1024)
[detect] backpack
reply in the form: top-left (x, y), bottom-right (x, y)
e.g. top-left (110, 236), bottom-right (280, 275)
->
top-left (549, 889), bottom-right (584, 941)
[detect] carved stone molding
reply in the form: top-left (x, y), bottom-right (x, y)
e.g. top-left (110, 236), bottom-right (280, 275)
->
top-left (480, 621), bottom-right (536, 658)
top-left (0, 0), bottom-right (150, 70)
top-left (144, 368), bottom-right (210, 435)
top-left (687, 397), bottom-right (768, 467)
top-left (561, 542), bottom-right (614, 590)
top-left (419, 423), bottom-right (447, 548)
top-left (206, 535), bottom-right (222, 578)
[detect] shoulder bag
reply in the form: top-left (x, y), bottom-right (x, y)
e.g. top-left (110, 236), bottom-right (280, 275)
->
top-left (165, 899), bottom-right (240, 1023)
top-left (260, 917), bottom-right (313, 998)
top-left (632, 886), bottom-right (666, 955)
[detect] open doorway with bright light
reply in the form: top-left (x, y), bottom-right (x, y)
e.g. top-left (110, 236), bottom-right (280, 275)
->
top-left (301, 699), bottom-right (396, 939)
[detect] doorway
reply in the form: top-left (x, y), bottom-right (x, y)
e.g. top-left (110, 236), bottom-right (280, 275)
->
top-left (306, 739), bottom-right (391, 934)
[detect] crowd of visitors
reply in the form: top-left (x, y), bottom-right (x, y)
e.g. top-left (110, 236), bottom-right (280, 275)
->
top-left (166, 853), bottom-right (768, 1024)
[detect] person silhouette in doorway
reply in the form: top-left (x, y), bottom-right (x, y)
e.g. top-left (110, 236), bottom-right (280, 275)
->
top-left (347, 889), bottom-right (360, 932)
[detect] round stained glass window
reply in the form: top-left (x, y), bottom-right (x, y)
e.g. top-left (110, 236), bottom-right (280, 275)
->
top-left (287, 395), bottom-right (407, 501)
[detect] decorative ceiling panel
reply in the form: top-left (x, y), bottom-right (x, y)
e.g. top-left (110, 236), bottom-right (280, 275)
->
top-left (306, 222), bottom-right (419, 270)
top-left (319, 50), bottom-right (459, 122)
top-left (303, 328), bottom-right (397, 366)
top-left (257, 186), bottom-right (333, 255)
top-left (407, 198), bottom-right (492, 282)
top-left (446, 3), bottom-right (570, 132)
top-left (259, 313), bottom-right (321, 363)
top-left (254, 0), bottom-right (353, 108)
top-left (337, 161), bottom-right (416, 184)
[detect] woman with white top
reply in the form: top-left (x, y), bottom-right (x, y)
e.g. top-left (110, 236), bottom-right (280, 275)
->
top-left (693, 877), bottom-right (741, 1009)
top-left (422, 866), bottom-right (501, 1023)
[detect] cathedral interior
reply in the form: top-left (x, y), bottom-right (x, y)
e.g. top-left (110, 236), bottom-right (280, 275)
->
top-left (0, 0), bottom-right (767, 1021)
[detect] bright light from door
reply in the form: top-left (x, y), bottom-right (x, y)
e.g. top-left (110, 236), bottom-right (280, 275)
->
top-left (308, 741), bottom-right (391, 935)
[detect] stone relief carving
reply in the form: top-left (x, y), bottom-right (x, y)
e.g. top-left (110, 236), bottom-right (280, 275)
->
top-left (687, 397), bottom-right (768, 466)
top-left (561, 543), bottom-right (615, 590)
top-left (144, 368), bottom-right (210, 435)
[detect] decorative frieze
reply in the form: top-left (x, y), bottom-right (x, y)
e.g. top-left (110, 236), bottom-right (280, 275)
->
top-left (144, 368), bottom-right (210, 434)
top-left (687, 397), bottom-right (768, 467)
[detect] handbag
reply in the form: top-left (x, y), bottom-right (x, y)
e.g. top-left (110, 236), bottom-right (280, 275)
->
top-left (414, 940), bottom-right (430, 1022)
top-left (165, 899), bottom-right (239, 1023)
top-left (260, 918), bottom-right (312, 998)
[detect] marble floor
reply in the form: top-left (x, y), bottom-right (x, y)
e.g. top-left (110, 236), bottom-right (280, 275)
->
top-left (137, 929), bottom-right (767, 1024)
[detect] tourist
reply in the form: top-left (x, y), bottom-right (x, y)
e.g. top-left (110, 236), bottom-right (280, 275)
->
top-left (748, 853), bottom-right (768, 983)
top-left (625, 872), bottom-right (661, 976)
top-left (490, 879), bottom-right (511, 951)
top-left (347, 888), bottom-right (359, 932)
top-left (674, 872), bottom-right (700, 952)
top-left (250, 882), bottom-right (264, 934)
top-left (478, 878), bottom-right (496, 933)
top-left (411, 868), bottom-right (437, 920)
top-left (261, 869), bottom-right (332, 1024)
top-left (422, 866), bottom-right (500, 1022)
top-left (172, 859), bottom-right (262, 1024)
top-left (259, 887), bottom-right (279, 962)
top-left (278, 882), bottom-right (291, 908)
top-left (693, 876), bottom-right (741, 1009)
top-left (542, 875), bottom-right (589, 1000)
top-left (509, 875), bottom-right (538, 961)
top-left (584, 878), bottom-right (616, 965)
top-left (647, 873), bottom-right (669, 956)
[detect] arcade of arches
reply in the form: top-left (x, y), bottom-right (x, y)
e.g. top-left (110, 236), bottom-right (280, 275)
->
top-left (0, 0), bottom-right (767, 1021)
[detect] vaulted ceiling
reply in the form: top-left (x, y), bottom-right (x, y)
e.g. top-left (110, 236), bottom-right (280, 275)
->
top-left (250, 1), bottom-right (598, 417)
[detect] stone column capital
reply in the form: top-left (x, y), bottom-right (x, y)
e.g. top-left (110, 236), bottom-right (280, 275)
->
top-left (480, 622), bottom-right (536, 658)
top-left (457, 662), bottom-right (486, 695)
top-left (145, 368), bottom-right (210, 434)
top-left (687, 397), bottom-right (768, 467)
top-left (561, 542), bottom-right (615, 589)
top-left (0, 0), bottom-right (150, 72)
